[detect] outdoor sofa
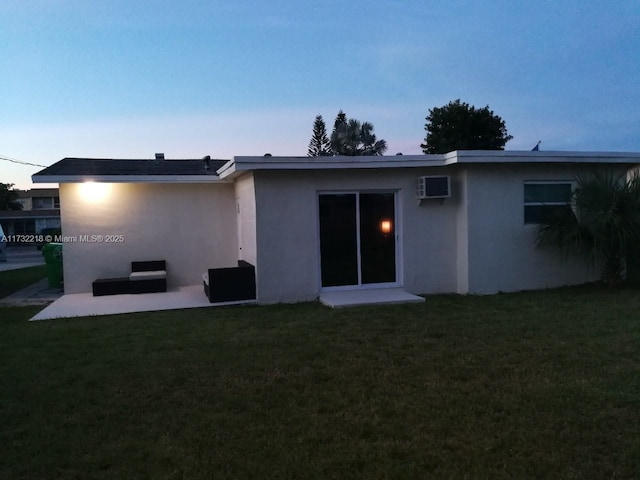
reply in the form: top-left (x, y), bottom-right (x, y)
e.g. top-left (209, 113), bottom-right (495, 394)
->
top-left (92, 260), bottom-right (167, 296)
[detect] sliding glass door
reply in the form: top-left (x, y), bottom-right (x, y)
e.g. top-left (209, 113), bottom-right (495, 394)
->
top-left (319, 192), bottom-right (397, 288)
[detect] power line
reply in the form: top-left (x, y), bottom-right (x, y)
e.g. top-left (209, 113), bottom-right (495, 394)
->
top-left (0, 154), bottom-right (46, 168)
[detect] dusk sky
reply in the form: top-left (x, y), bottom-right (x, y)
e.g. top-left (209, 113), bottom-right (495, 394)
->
top-left (1, 0), bottom-right (639, 189)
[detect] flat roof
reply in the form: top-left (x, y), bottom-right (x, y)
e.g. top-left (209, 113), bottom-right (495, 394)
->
top-left (0, 209), bottom-right (60, 219)
top-left (218, 151), bottom-right (640, 179)
top-left (18, 188), bottom-right (59, 198)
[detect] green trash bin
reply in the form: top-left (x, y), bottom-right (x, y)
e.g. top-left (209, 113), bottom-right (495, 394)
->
top-left (42, 243), bottom-right (63, 288)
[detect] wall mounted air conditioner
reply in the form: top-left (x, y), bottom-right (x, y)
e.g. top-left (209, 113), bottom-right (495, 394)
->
top-left (416, 175), bottom-right (451, 199)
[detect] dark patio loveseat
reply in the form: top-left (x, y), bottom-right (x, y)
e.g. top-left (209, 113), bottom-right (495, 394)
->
top-left (92, 260), bottom-right (167, 296)
top-left (202, 260), bottom-right (256, 303)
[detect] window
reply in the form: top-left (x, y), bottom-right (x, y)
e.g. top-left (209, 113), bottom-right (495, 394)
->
top-left (524, 182), bottom-right (572, 224)
top-left (13, 220), bottom-right (36, 235)
top-left (32, 197), bottom-right (53, 209)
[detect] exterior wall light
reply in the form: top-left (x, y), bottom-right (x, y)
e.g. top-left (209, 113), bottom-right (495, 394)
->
top-left (79, 181), bottom-right (110, 203)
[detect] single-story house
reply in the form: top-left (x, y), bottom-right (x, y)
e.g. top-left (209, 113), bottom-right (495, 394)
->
top-left (32, 151), bottom-right (640, 304)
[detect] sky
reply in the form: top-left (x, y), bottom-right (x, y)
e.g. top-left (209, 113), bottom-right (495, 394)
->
top-left (1, 0), bottom-right (639, 189)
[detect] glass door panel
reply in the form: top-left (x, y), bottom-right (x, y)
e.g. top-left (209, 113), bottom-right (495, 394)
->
top-left (360, 193), bottom-right (396, 284)
top-left (319, 194), bottom-right (358, 287)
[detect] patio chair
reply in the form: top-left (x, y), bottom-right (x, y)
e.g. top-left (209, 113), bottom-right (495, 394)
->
top-left (203, 260), bottom-right (256, 303)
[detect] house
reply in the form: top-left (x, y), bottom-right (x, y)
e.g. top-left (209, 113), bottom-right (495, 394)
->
top-left (32, 151), bottom-right (640, 303)
top-left (0, 188), bottom-right (61, 240)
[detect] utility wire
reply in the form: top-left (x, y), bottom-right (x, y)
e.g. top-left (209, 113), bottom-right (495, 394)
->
top-left (0, 154), bottom-right (47, 168)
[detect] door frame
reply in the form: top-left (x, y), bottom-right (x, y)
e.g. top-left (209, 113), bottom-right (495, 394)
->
top-left (317, 190), bottom-right (402, 292)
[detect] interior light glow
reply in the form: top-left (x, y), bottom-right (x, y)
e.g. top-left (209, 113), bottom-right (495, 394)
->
top-left (380, 219), bottom-right (392, 234)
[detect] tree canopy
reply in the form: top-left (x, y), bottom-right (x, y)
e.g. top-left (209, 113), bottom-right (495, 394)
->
top-left (329, 111), bottom-right (387, 156)
top-left (420, 99), bottom-right (513, 154)
top-left (307, 110), bottom-right (388, 157)
top-left (0, 183), bottom-right (22, 210)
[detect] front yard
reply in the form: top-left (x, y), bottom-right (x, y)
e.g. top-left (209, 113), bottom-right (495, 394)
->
top-left (1, 286), bottom-right (639, 479)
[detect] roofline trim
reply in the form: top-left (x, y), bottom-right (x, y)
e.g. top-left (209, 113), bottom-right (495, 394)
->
top-left (217, 151), bottom-right (640, 178)
top-left (31, 175), bottom-right (231, 184)
top-left (444, 150), bottom-right (640, 164)
top-left (218, 155), bottom-right (447, 179)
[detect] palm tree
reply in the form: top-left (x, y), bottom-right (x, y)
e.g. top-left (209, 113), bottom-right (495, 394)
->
top-left (330, 116), bottom-right (388, 156)
top-left (536, 170), bottom-right (640, 286)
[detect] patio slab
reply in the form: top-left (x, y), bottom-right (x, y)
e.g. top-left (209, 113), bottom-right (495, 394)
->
top-left (319, 288), bottom-right (425, 308)
top-left (30, 285), bottom-right (256, 321)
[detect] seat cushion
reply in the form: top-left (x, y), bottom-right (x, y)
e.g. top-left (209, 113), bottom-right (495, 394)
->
top-left (129, 270), bottom-right (166, 281)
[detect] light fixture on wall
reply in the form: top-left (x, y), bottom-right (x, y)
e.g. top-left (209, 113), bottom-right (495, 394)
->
top-left (79, 181), bottom-right (111, 203)
top-left (380, 219), bottom-right (392, 234)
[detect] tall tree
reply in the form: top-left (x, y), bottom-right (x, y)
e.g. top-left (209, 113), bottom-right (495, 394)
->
top-left (332, 110), bottom-right (347, 132)
top-left (307, 115), bottom-right (332, 157)
top-left (330, 112), bottom-right (388, 156)
top-left (421, 99), bottom-right (513, 153)
top-left (536, 171), bottom-right (640, 286)
top-left (0, 183), bottom-right (22, 210)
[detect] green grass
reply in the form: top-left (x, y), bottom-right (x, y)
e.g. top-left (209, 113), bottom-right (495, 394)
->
top-left (0, 265), bottom-right (47, 299)
top-left (1, 286), bottom-right (639, 479)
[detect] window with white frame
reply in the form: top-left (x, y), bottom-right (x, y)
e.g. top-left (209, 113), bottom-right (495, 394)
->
top-left (524, 182), bottom-right (573, 224)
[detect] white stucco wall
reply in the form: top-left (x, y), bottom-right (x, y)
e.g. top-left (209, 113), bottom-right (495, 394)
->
top-left (58, 160), bottom-right (638, 300)
top-left (455, 170), bottom-right (470, 293)
top-left (252, 163), bottom-right (634, 303)
top-left (59, 182), bottom-right (237, 293)
top-left (234, 173), bottom-right (257, 266)
top-left (252, 169), bottom-right (458, 304)
top-left (459, 164), bottom-right (630, 294)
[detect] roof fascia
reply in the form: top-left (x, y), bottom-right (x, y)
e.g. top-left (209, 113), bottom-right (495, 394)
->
top-left (218, 155), bottom-right (447, 179)
top-left (31, 175), bottom-right (231, 184)
top-left (445, 150), bottom-right (640, 165)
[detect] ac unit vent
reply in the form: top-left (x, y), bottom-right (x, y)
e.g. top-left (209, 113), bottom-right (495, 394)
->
top-left (416, 176), bottom-right (451, 199)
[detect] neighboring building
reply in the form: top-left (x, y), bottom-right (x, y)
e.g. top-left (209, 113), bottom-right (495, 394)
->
top-left (0, 188), bottom-right (61, 240)
top-left (32, 151), bottom-right (640, 302)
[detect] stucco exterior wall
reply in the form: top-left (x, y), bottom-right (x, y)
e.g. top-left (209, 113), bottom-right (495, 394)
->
top-left (57, 159), bottom-right (638, 300)
top-left (60, 182), bottom-right (237, 293)
top-left (252, 163), bottom-right (633, 303)
top-left (455, 170), bottom-right (470, 293)
top-left (234, 173), bottom-right (257, 266)
top-left (461, 164), bottom-right (629, 294)
top-left (252, 168), bottom-right (458, 304)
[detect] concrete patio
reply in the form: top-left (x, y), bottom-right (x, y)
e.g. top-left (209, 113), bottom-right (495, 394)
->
top-left (319, 288), bottom-right (425, 308)
top-left (30, 285), bottom-right (256, 321)
top-left (26, 286), bottom-right (426, 320)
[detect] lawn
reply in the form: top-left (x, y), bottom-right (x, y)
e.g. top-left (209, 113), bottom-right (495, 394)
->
top-left (1, 287), bottom-right (639, 479)
top-left (0, 265), bottom-right (47, 299)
